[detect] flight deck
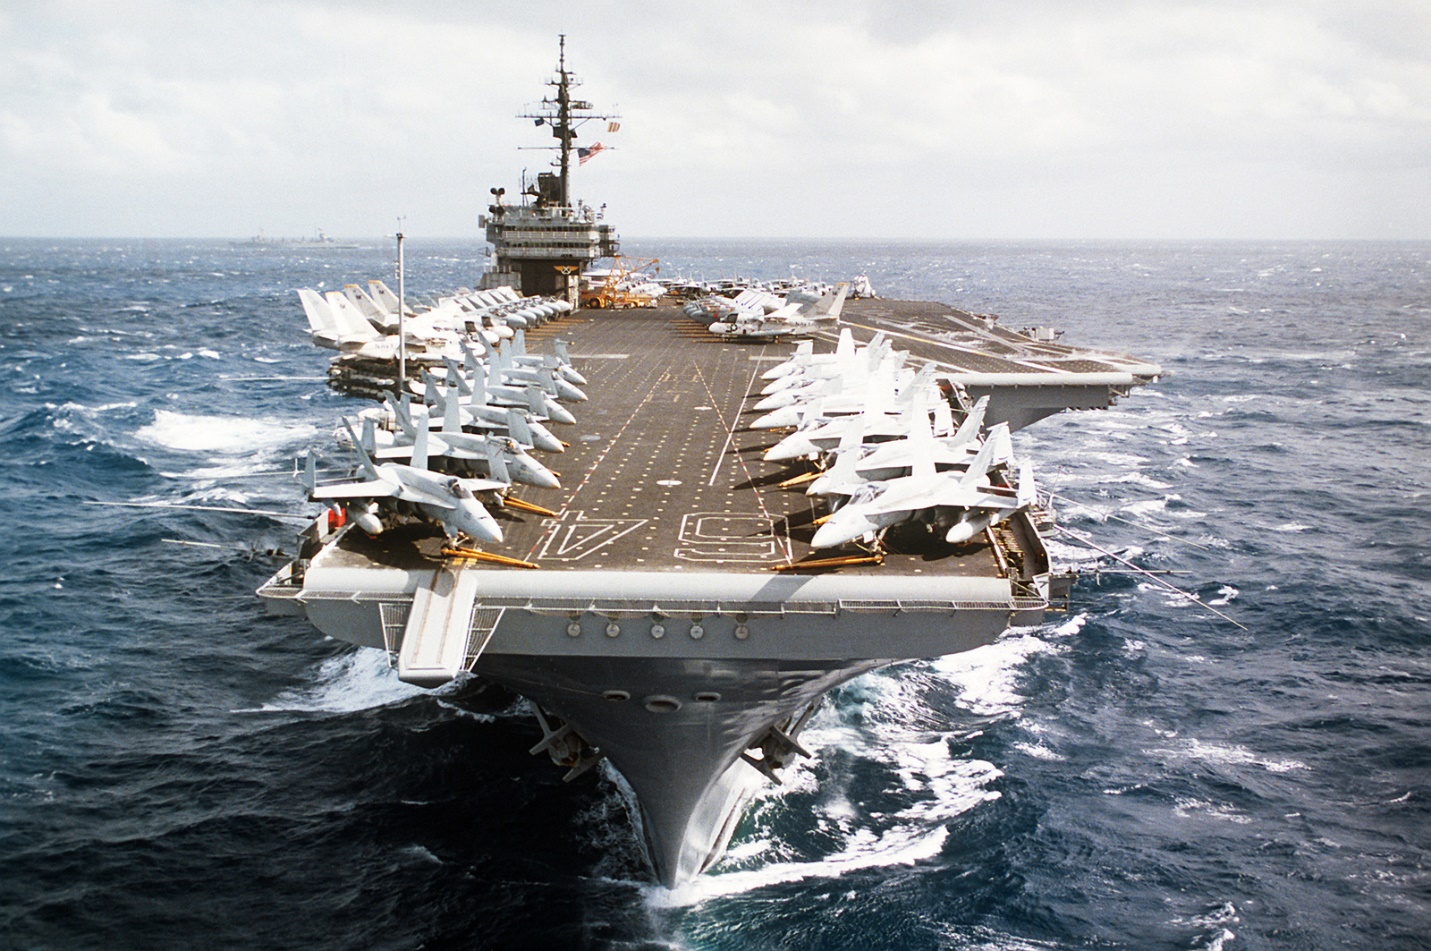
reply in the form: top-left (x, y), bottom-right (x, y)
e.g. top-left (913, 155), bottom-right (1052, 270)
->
top-left (309, 298), bottom-right (1158, 584)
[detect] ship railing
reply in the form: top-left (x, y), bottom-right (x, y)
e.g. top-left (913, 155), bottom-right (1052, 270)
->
top-left (304, 590), bottom-right (1047, 619)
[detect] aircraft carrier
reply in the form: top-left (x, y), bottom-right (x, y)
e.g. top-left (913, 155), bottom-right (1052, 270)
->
top-left (256, 38), bottom-right (1162, 887)
top-left (259, 295), bottom-right (1160, 886)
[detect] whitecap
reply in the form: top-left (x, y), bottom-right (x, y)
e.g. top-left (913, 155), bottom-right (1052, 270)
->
top-left (244, 649), bottom-right (423, 714)
top-left (931, 629), bottom-right (1064, 717)
top-left (1013, 741), bottom-right (1065, 761)
top-left (648, 823), bottom-right (950, 908)
top-left (1121, 497), bottom-right (1172, 516)
top-left (1149, 737), bottom-right (1307, 774)
top-left (1206, 585), bottom-right (1238, 606)
top-left (1173, 796), bottom-right (1252, 824)
top-left (136, 409), bottom-right (317, 453)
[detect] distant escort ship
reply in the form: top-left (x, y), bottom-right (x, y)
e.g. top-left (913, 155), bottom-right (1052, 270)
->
top-left (259, 38), bottom-right (1162, 887)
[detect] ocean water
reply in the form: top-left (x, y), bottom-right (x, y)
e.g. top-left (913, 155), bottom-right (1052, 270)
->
top-left (0, 238), bottom-right (1426, 950)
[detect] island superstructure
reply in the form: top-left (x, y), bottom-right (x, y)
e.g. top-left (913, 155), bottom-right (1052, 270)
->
top-left (479, 35), bottom-right (619, 302)
top-left (257, 41), bottom-right (1163, 887)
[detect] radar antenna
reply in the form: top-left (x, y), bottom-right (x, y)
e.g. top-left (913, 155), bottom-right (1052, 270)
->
top-left (517, 35), bottom-right (620, 208)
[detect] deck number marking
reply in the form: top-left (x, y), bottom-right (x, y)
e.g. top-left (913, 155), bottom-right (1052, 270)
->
top-left (674, 513), bottom-right (778, 562)
top-left (539, 511), bottom-right (649, 561)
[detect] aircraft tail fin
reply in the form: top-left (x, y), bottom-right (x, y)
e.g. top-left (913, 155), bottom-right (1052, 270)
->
top-left (1016, 458), bottom-right (1037, 508)
top-left (506, 408), bottom-right (534, 447)
top-left (301, 452), bottom-right (316, 493)
top-left (443, 383), bottom-right (463, 433)
top-left (952, 395), bottom-right (989, 446)
top-left (324, 291), bottom-right (379, 341)
top-left (933, 387), bottom-right (955, 436)
top-left (470, 366), bottom-right (488, 407)
top-left (410, 420), bottom-right (430, 471)
top-left (910, 406), bottom-right (937, 481)
top-left (442, 356), bottom-right (472, 396)
top-left (959, 423), bottom-right (1007, 488)
top-left (341, 419), bottom-right (383, 480)
top-left (804, 282), bottom-right (848, 320)
top-left (297, 289), bottom-right (335, 334)
top-left (525, 387), bottom-right (546, 418)
top-left (385, 393), bottom-right (415, 436)
top-left (827, 416), bottom-right (866, 485)
top-left (359, 417), bottom-right (378, 455)
top-left (368, 280), bottom-right (403, 315)
top-left (343, 283), bottom-right (392, 330)
top-left (485, 444), bottom-right (510, 485)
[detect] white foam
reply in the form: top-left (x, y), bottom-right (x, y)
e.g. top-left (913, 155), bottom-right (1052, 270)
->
top-left (137, 409), bottom-right (317, 454)
top-left (1012, 740), bottom-right (1065, 761)
top-left (648, 823), bottom-right (950, 908)
top-left (246, 648), bottom-right (423, 714)
top-left (1173, 796), bottom-right (1253, 824)
top-left (1149, 738), bottom-right (1307, 774)
top-left (655, 636), bottom-right (1050, 906)
top-left (1206, 585), bottom-right (1239, 606)
top-left (932, 630), bottom-right (1064, 716)
top-left (1121, 496), bottom-right (1173, 516)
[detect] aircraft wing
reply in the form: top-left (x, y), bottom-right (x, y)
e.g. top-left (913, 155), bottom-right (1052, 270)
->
top-left (855, 482), bottom-right (1017, 517)
top-left (310, 479), bottom-right (399, 501)
top-left (461, 477), bottom-right (510, 494)
top-left (925, 483), bottom-right (1020, 510)
top-left (389, 482), bottom-right (461, 509)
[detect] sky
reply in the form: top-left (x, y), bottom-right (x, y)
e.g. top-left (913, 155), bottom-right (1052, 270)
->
top-left (2, 0), bottom-right (1429, 240)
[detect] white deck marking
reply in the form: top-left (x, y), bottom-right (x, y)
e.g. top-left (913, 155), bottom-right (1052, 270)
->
top-left (538, 511), bottom-right (650, 561)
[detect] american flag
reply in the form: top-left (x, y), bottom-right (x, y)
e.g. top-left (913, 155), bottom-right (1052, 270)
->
top-left (577, 142), bottom-right (606, 166)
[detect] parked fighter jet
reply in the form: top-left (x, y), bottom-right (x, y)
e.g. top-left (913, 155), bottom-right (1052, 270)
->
top-left (808, 419), bottom-right (1020, 550)
top-left (708, 283), bottom-right (848, 339)
top-left (404, 372), bottom-right (566, 452)
top-left (372, 391), bottom-right (561, 490)
top-left (303, 420), bottom-right (506, 544)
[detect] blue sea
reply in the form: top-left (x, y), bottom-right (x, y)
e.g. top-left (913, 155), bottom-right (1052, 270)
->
top-left (1, 238), bottom-right (1427, 950)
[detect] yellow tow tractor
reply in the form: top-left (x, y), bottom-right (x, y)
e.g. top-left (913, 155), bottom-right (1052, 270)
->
top-left (580, 256), bottom-right (663, 309)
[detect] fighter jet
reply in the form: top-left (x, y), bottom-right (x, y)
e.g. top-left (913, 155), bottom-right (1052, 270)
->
top-left (372, 390), bottom-right (561, 490)
top-left (808, 418), bottom-right (1021, 550)
top-left (303, 420), bottom-right (506, 544)
top-left (403, 372), bottom-right (565, 452)
top-left (708, 283), bottom-right (848, 339)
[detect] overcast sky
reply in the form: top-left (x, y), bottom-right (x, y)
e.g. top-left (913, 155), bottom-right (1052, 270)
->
top-left (3, 0), bottom-right (1429, 240)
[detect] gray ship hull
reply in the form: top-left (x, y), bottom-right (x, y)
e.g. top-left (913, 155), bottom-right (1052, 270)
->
top-left (476, 654), bottom-right (889, 885)
top-left (263, 559), bottom-right (1027, 884)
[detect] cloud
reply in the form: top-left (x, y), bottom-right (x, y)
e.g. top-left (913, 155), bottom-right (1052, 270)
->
top-left (1, 0), bottom-right (1428, 238)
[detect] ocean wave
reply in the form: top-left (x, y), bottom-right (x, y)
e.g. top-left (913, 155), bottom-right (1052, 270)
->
top-left (1147, 737), bottom-right (1308, 775)
top-left (242, 648), bottom-right (424, 715)
top-left (1173, 796), bottom-right (1253, 824)
top-left (931, 629), bottom-right (1066, 717)
top-left (136, 410), bottom-right (317, 454)
top-left (651, 824), bottom-right (950, 908)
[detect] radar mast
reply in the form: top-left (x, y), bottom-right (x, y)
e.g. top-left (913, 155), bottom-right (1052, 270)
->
top-left (517, 34), bottom-right (620, 209)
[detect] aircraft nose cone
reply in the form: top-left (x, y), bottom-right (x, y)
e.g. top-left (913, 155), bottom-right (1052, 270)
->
top-left (764, 436), bottom-right (815, 462)
top-left (528, 468), bottom-right (561, 490)
top-left (751, 407), bottom-right (798, 430)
